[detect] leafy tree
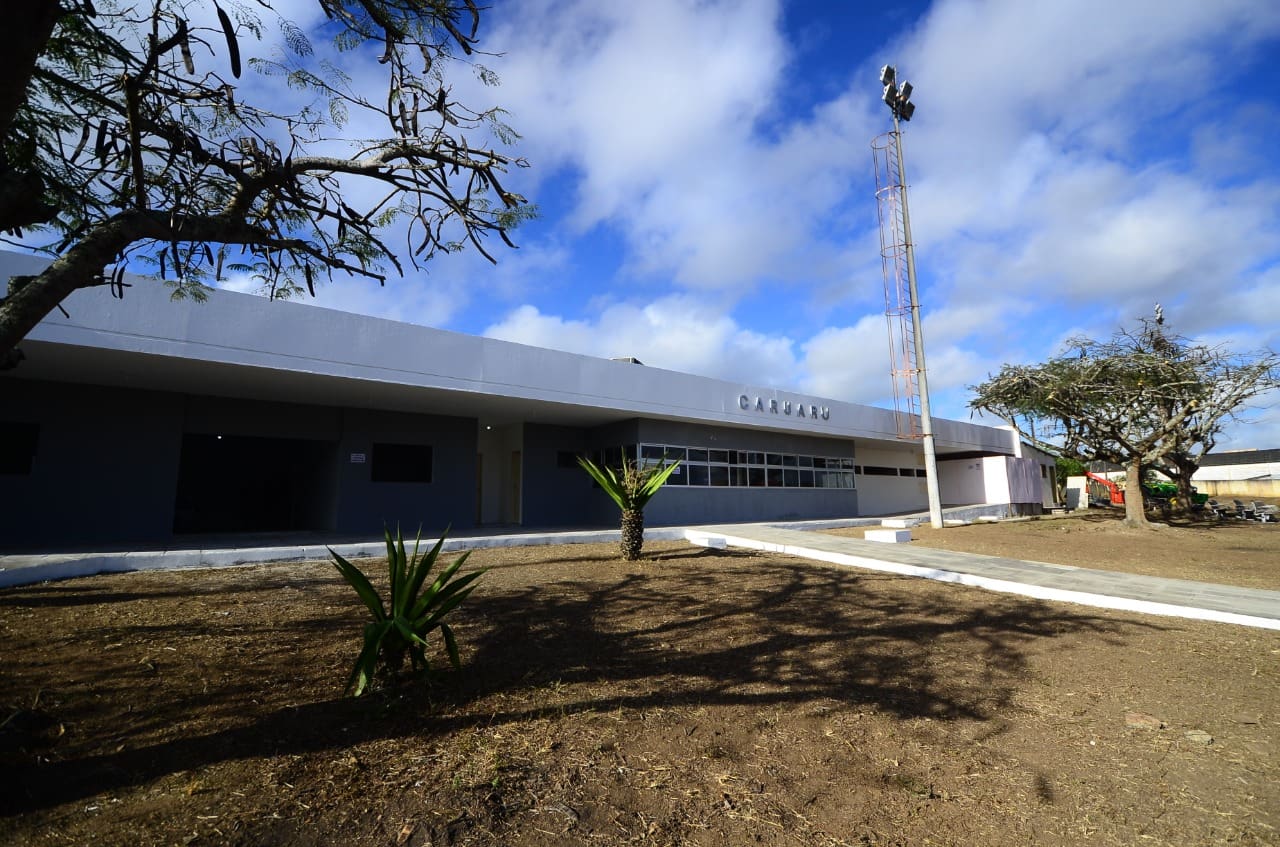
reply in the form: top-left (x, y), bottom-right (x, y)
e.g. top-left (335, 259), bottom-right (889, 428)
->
top-left (1053, 455), bottom-right (1086, 503)
top-left (1, 0), bottom-right (533, 369)
top-left (970, 312), bottom-right (1279, 526)
top-left (578, 455), bottom-right (682, 561)
top-left (1054, 456), bottom-right (1086, 485)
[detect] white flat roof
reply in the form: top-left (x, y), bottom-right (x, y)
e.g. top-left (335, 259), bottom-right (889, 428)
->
top-left (5, 251), bottom-right (1013, 455)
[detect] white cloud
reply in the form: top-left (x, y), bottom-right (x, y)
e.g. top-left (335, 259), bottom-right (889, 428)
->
top-left (217, 267), bottom-right (473, 326)
top-left (219, 0), bottom-right (1280, 449)
top-left (797, 313), bottom-right (991, 412)
top-left (892, 1), bottom-right (1280, 309)
top-left (798, 318), bottom-right (894, 404)
top-left (900, 0), bottom-right (1280, 172)
top-left (484, 0), bottom-right (879, 290)
top-left (861, 0), bottom-right (1280, 444)
top-left (484, 295), bottom-right (800, 384)
top-left (482, 296), bottom-right (989, 423)
top-left (1004, 174), bottom-right (1279, 310)
top-left (1177, 265), bottom-right (1280, 345)
top-left (488, 0), bottom-right (786, 217)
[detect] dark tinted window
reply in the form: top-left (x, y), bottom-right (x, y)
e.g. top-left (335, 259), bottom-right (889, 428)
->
top-left (0, 421), bottom-right (39, 475)
top-left (372, 443), bottom-right (432, 483)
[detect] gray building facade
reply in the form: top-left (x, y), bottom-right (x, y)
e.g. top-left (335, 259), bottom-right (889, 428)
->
top-left (1, 252), bottom-right (1048, 549)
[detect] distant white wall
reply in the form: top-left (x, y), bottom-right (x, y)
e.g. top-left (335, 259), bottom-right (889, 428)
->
top-left (855, 444), bottom-right (927, 516)
top-left (938, 455), bottom-right (1050, 508)
top-left (1193, 461), bottom-right (1280, 482)
top-left (982, 457), bottom-right (1012, 503)
top-left (1065, 475), bottom-right (1088, 509)
top-left (856, 475), bottom-right (926, 516)
top-left (1194, 479), bottom-right (1280, 498)
top-left (938, 457), bottom-right (988, 505)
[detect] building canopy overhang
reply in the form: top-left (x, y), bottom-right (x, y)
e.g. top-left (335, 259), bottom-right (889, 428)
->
top-left (5, 252), bottom-right (1015, 457)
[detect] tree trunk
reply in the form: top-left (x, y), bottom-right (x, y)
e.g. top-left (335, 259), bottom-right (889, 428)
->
top-left (1123, 458), bottom-right (1149, 527)
top-left (1165, 457), bottom-right (1201, 514)
top-left (0, 0), bottom-right (59, 142)
top-left (0, 0), bottom-right (62, 233)
top-left (0, 208), bottom-right (270, 366)
top-left (0, 213), bottom-right (142, 365)
top-left (1173, 477), bottom-right (1196, 511)
top-left (620, 508), bottom-right (644, 561)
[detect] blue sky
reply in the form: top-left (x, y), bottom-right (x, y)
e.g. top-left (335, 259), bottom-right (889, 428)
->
top-left (103, 1), bottom-right (1280, 447)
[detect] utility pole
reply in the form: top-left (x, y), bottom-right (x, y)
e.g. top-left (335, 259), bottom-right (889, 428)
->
top-left (879, 65), bottom-right (943, 529)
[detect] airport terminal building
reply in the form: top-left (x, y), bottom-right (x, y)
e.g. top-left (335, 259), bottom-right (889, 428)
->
top-left (1, 252), bottom-right (1053, 548)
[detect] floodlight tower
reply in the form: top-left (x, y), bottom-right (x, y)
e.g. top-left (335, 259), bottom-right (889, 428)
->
top-left (873, 64), bottom-right (943, 529)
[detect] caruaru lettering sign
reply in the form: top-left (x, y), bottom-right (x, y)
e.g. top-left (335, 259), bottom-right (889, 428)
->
top-left (739, 395), bottom-right (831, 421)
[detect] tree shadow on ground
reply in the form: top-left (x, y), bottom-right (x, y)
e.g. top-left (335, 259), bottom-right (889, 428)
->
top-left (0, 572), bottom-right (338, 608)
top-left (1068, 507), bottom-right (1271, 532)
top-left (0, 551), bottom-right (1155, 814)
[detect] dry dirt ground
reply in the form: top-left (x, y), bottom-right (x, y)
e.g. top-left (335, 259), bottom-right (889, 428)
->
top-left (828, 507), bottom-right (1280, 591)
top-left (1, 510), bottom-right (1278, 847)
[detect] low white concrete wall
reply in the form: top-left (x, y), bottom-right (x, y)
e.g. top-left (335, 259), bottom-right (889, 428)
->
top-left (1194, 461), bottom-right (1280, 482)
top-left (982, 457), bottom-right (1012, 503)
top-left (938, 457), bottom-right (988, 505)
top-left (1065, 476), bottom-right (1088, 509)
top-left (1194, 479), bottom-right (1280, 499)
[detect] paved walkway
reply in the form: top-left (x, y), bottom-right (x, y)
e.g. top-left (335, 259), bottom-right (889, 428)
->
top-left (3, 512), bottom-right (1278, 631)
top-left (686, 524), bottom-right (1280, 631)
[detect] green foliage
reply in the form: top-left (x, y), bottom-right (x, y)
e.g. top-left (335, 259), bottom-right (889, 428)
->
top-left (1, 0), bottom-right (535, 363)
top-left (579, 453), bottom-right (681, 561)
top-left (1054, 456), bottom-right (1086, 486)
top-left (328, 526), bottom-right (485, 697)
top-left (970, 312), bottom-right (1279, 524)
top-left (495, 202), bottom-right (539, 230)
top-left (577, 455), bottom-right (682, 512)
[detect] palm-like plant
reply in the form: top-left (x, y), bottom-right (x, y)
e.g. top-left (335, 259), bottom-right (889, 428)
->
top-left (328, 526), bottom-right (485, 696)
top-left (578, 455), bottom-right (682, 560)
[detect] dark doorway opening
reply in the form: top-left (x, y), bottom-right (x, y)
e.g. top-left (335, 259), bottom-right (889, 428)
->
top-left (173, 433), bottom-right (336, 534)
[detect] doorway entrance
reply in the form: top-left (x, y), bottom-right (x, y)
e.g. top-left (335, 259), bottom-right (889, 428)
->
top-left (476, 423), bottom-right (522, 525)
top-left (173, 433), bottom-right (336, 533)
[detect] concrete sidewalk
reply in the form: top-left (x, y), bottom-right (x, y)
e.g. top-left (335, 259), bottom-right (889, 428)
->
top-left (687, 524), bottom-right (1280, 631)
top-left (0, 526), bottom-right (690, 589)
top-left (3, 512), bottom-right (1278, 631)
top-left (0, 507), bottom-right (956, 589)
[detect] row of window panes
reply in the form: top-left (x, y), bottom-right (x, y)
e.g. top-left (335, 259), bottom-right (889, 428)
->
top-left (670, 466), bottom-right (855, 488)
top-left (628, 443), bottom-right (856, 489)
top-left (639, 444), bottom-right (855, 470)
top-left (862, 465), bottom-right (928, 478)
top-left (587, 446), bottom-right (922, 487)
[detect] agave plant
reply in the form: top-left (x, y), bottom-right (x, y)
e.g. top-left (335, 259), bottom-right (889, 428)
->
top-left (328, 526), bottom-right (485, 696)
top-left (578, 454), bottom-right (682, 560)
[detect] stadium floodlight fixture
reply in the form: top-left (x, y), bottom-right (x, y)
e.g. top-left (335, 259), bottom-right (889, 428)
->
top-left (881, 68), bottom-right (916, 123)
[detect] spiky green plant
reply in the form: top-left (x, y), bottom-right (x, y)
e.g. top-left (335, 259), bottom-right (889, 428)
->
top-left (578, 455), bottom-right (682, 560)
top-left (328, 526), bottom-right (485, 696)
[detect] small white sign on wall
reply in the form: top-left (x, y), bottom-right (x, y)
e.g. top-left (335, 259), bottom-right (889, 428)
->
top-left (350, 452), bottom-right (366, 464)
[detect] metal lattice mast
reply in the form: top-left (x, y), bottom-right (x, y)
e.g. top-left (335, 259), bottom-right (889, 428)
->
top-left (873, 65), bottom-right (944, 529)
top-left (873, 132), bottom-right (920, 439)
